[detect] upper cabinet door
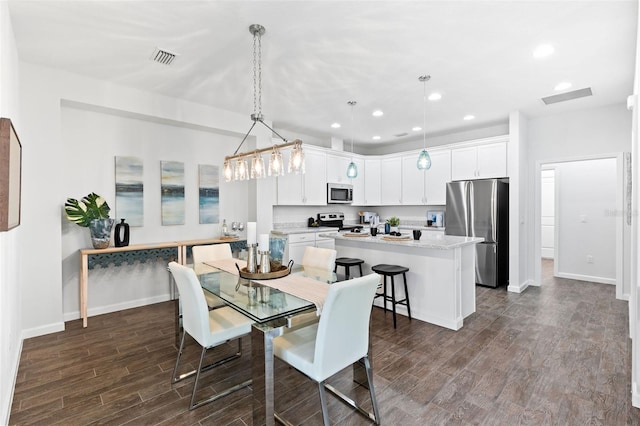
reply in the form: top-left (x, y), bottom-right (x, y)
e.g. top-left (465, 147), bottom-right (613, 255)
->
top-left (451, 141), bottom-right (507, 181)
top-left (326, 154), bottom-right (351, 183)
top-left (364, 159), bottom-right (381, 206)
top-left (476, 142), bottom-right (507, 179)
top-left (401, 154), bottom-right (425, 205)
top-left (424, 150), bottom-right (451, 205)
top-left (380, 156), bottom-right (402, 205)
top-left (348, 157), bottom-right (365, 205)
top-left (302, 149), bottom-right (327, 205)
top-left (451, 145), bottom-right (478, 181)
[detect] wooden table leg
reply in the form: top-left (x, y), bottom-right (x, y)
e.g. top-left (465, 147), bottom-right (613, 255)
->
top-left (81, 253), bottom-right (88, 327)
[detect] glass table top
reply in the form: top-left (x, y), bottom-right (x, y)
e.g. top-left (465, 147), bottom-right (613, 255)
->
top-left (193, 262), bottom-right (337, 324)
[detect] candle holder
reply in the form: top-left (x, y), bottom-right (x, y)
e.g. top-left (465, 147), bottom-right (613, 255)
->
top-left (258, 250), bottom-right (271, 274)
top-left (246, 243), bottom-right (258, 273)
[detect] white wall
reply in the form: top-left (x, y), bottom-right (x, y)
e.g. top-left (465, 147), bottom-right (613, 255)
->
top-left (554, 158), bottom-right (617, 283)
top-left (0, 2), bottom-right (22, 424)
top-left (60, 105), bottom-right (252, 320)
top-left (18, 62), bottom-right (274, 339)
top-left (527, 102), bottom-right (632, 290)
top-left (541, 168), bottom-right (555, 259)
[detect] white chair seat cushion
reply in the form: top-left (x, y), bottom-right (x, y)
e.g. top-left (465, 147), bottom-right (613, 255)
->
top-left (273, 324), bottom-right (319, 380)
top-left (205, 306), bottom-right (254, 348)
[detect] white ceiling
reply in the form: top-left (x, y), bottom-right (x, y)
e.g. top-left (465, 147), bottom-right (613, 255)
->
top-left (8, 1), bottom-right (638, 148)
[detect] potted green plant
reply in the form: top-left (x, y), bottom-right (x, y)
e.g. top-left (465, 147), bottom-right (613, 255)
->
top-left (386, 216), bottom-right (400, 233)
top-left (65, 192), bottom-right (114, 249)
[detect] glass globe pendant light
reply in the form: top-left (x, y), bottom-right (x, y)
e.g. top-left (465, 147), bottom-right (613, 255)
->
top-left (417, 75), bottom-right (432, 170)
top-left (346, 100), bottom-right (358, 178)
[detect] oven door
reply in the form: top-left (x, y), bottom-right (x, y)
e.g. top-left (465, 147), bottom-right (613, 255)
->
top-left (327, 183), bottom-right (353, 204)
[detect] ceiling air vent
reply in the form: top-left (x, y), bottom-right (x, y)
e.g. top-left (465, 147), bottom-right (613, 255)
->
top-left (394, 132), bottom-right (409, 137)
top-left (541, 87), bottom-right (592, 105)
top-left (150, 47), bottom-right (178, 66)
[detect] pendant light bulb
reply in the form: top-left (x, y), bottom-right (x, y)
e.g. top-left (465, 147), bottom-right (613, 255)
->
top-left (346, 100), bottom-right (358, 179)
top-left (417, 75), bottom-right (432, 171)
top-left (223, 159), bottom-right (233, 182)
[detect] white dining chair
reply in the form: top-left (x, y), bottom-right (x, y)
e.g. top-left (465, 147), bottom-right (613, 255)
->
top-left (273, 273), bottom-right (382, 425)
top-left (192, 243), bottom-right (233, 309)
top-left (301, 246), bottom-right (337, 271)
top-left (168, 262), bottom-right (254, 410)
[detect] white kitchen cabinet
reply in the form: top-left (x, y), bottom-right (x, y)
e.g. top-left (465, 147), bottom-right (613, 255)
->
top-left (451, 141), bottom-right (507, 181)
top-left (424, 150), bottom-right (451, 205)
top-left (364, 159), bottom-right (381, 205)
top-left (380, 156), bottom-right (402, 205)
top-left (283, 231), bottom-right (337, 265)
top-left (401, 150), bottom-right (451, 205)
top-left (277, 148), bottom-right (327, 205)
top-left (350, 158), bottom-right (365, 205)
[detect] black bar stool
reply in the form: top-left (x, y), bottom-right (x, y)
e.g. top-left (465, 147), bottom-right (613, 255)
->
top-left (334, 257), bottom-right (364, 280)
top-left (371, 264), bottom-right (411, 328)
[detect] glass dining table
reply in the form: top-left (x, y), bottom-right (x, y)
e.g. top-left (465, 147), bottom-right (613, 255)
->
top-left (190, 262), bottom-right (338, 426)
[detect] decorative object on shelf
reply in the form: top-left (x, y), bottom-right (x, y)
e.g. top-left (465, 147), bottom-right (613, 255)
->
top-left (65, 192), bottom-right (113, 249)
top-left (417, 75), bottom-right (432, 170)
top-left (386, 216), bottom-right (400, 233)
top-left (115, 156), bottom-right (143, 226)
top-left (114, 218), bottom-right (130, 247)
top-left (88, 218), bottom-right (115, 249)
top-left (0, 118), bottom-right (22, 232)
top-left (224, 24), bottom-right (305, 182)
top-left (346, 101), bottom-right (358, 179)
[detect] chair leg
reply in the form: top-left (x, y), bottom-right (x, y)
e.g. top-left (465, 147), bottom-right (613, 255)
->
top-left (391, 275), bottom-right (397, 329)
top-left (358, 264), bottom-right (363, 277)
top-left (172, 331), bottom-right (187, 384)
top-left (363, 355), bottom-right (381, 425)
top-left (318, 382), bottom-right (330, 426)
top-left (403, 272), bottom-right (412, 321)
top-left (190, 346), bottom-right (208, 409)
top-left (382, 276), bottom-right (387, 313)
top-left (345, 266), bottom-right (350, 280)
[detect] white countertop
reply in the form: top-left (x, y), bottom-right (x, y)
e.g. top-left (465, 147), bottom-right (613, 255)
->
top-left (320, 232), bottom-right (483, 250)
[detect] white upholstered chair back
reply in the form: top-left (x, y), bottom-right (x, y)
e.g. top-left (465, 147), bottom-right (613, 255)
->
top-left (301, 246), bottom-right (337, 271)
top-left (168, 262), bottom-right (214, 347)
top-left (311, 273), bottom-right (379, 381)
top-left (192, 243), bottom-right (232, 264)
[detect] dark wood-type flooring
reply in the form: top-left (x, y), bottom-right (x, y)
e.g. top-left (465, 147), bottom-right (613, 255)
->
top-left (10, 260), bottom-right (640, 425)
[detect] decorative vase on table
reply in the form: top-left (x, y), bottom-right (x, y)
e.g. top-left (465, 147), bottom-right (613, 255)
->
top-left (114, 218), bottom-right (130, 247)
top-left (89, 218), bottom-right (115, 249)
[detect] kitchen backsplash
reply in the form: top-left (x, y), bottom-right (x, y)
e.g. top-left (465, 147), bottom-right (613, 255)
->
top-left (272, 205), bottom-right (446, 229)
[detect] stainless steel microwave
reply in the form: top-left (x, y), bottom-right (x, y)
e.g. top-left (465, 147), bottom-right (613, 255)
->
top-left (327, 183), bottom-right (353, 204)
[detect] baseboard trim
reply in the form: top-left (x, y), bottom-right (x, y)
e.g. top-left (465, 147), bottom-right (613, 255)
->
top-left (63, 294), bottom-right (172, 322)
top-left (508, 279), bottom-right (533, 293)
top-left (1, 337), bottom-right (23, 426)
top-left (21, 321), bottom-right (65, 340)
top-left (556, 272), bottom-right (615, 285)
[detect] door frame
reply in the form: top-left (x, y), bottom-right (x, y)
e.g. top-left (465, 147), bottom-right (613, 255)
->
top-left (533, 152), bottom-right (628, 300)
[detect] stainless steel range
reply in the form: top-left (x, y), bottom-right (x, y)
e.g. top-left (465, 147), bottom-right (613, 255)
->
top-left (317, 212), bottom-right (363, 231)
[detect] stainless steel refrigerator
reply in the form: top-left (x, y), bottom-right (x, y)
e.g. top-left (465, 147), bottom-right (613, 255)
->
top-left (445, 179), bottom-right (509, 288)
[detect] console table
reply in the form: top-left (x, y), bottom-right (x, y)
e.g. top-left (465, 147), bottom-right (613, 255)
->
top-left (79, 238), bottom-right (246, 327)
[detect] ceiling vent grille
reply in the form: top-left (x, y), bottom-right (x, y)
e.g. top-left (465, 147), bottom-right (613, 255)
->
top-left (150, 47), bottom-right (178, 66)
top-left (541, 87), bottom-right (592, 105)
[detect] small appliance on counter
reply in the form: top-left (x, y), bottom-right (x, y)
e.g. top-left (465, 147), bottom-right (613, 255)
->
top-left (317, 212), bottom-right (363, 231)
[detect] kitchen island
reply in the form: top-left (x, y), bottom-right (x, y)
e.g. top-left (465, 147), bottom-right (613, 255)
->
top-left (321, 232), bottom-right (483, 330)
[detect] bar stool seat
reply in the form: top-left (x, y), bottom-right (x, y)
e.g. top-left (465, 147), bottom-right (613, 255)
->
top-left (334, 257), bottom-right (364, 280)
top-left (371, 264), bottom-right (411, 329)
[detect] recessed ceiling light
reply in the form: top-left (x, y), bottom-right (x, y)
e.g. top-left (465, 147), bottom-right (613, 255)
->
top-left (428, 93), bottom-right (442, 101)
top-left (372, 136), bottom-right (381, 140)
top-left (372, 110), bottom-right (384, 117)
top-left (331, 122), bottom-right (341, 128)
top-left (463, 115), bottom-right (475, 121)
top-left (412, 126), bottom-right (422, 131)
top-left (533, 44), bottom-right (554, 59)
top-left (554, 82), bottom-right (572, 91)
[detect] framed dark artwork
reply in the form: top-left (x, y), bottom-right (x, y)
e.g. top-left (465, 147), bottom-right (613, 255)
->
top-left (0, 118), bottom-right (22, 231)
